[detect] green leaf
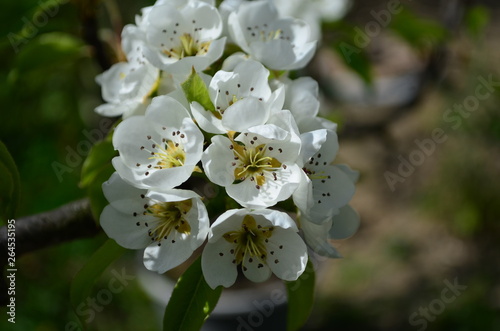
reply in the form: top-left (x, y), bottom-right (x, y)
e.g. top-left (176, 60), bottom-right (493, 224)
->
top-left (181, 68), bottom-right (216, 112)
top-left (286, 259), bottom-right (315, 331)
top-left (80, 138), bottom-right (117, 223)
top-left (163, 257), bottom-right (222, 331)
top-left (0, 141), bottom-right (21, 221)
top-left (70, 239), bottom-right (126, 318)
top-left (389, 10), bottom-right (447, 49)
top-left (465, 6), bottom-right (490, 38)
top-left (11, 32), bottom-right (84, 75)
top-left (80, 139), bottom-right (115, 188)
top-left (333, 41), bottom-right (373, 84)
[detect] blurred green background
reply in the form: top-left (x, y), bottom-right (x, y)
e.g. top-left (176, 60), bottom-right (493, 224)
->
top-left (0, 0), bottom-right (499, 330)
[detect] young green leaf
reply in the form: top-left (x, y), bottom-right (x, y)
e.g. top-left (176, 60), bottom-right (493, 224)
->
top-left (0, 141), bottom-right (21, 221)
top-left (80, 139), bottom-right (116, 188)
top-left (286, 259), bottom-right (315, 331)
top-left (163, 257), bottom-right (222, 331)
top-left (465, 6), bottom-right (490, 38)
top-left (70, 239), bottom-right (127, 322)
top-left (80, 139), bottom-right (117, 222)
top-left (181, 67), bottom-right (216, 112)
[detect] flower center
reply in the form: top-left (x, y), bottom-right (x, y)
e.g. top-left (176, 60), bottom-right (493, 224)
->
top-left (146, 200), bottom-right (192, 242)
top-left (223, 215), bottom-right (274, 265)
top-left (162, 33), bottom-right (211, 59)
top-left (247, 24), bottom-right (291, 43)
top-left (148, 140), bottom-right (186, 169)
top-left (231, 142), bottom-right (281, 188)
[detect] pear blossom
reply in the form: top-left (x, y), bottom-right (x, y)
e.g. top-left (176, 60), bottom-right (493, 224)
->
top-left (95, 25), bottom-right (160, 118)
top-left (273, 0), bottom-right (351, 41)
top-left (112, 95), bottom-right (204, 190)
top-left (293, 129), bottom-right (356, 224)
top-left (227, 0), bottom-right (317, 71)
top-left (300, 203), bottom-right (359, 258)
top-left (201, 112), bottom-right (302, 209)
top-left (141, 0), bottom-right (226, 74)
top-left (202, 209), bottom-right (307, 288)
top-left (191, 59), bottom-right (284, 134)
top-left (101, 173), bottom-right (209, 273)
top-left (271, 76), bottom-right (338, 132)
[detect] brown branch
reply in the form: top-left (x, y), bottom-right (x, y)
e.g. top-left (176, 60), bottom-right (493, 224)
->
top-left (1, 199), bottom-right (101, 305)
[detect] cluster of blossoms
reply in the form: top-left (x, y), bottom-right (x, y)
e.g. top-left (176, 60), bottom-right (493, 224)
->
top-left (97, 0), bottom-right (359, 289)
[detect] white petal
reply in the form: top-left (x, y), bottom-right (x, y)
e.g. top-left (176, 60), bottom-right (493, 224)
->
top-left (292, 170), bottom-right (314, 213)
top-left (297, 116), bottom-right (338, 133)
top-left (102, 172), bottom-right (148, 213)
top-left (299, 129), bottom-right (328, 166)
top-left (335, 164), bottom-right (360, 183)
top-left (249, 39), bottom-right (295, 70)
top-left (190, 101), bottom-right (225, 134)
top-left (100, 205), bottom-right (153, 249)
top-left (202, 238), bottom-right (238, 288)
top-left (251, 209), bottom-right (298, 231)
top-left (301, 217), bottom-right (342, 258)
top-left (266, 228), bottom-right (308, 281)
top-left (226, 163), bottom-right (301, 209)
top-left (314, 130), bottom-right (339, 166)
top-left (308, 166), bottom-right (356, 223)
top-left (329, 204), bottom-right (360, 240)
top-left (286, 40), bottom-right (317, 71)
top-left (242, 254), bottom-right (272, 283)
top-left (96, 62), bottom-right (129, 103)
top-left (143, 235), bottom-right (195, 273)
top-left (201, 135), bottom-right (236, 187)
top-left (284, 76), bottom-right (320, 120)
top-left (112, 116), bottom-right (162, 166)
top-left (222, 97), bottom-right (269, 132)
top-left (207, 209), bottom-right (242, 240)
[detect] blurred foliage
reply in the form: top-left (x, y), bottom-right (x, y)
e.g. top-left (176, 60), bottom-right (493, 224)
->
top-left (465, 5), bottom-right (490, 38)
top-left (389, 9), bottom-right (448, 52)
top-left (0, 0), bottom-right (499, 331)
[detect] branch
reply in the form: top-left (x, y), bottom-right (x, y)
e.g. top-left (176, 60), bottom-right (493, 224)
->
top-left (0, 199), bottom-right (101, 305)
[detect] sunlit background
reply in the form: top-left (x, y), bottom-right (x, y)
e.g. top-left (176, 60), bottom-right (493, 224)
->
top-left (0, 0), bottom-right (499, 330)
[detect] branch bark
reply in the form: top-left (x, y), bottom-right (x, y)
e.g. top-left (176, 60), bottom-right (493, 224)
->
top-left (0, 199), bottom-right (101, 305)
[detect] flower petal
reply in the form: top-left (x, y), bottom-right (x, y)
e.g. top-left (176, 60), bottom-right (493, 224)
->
top-left (329, 204), bottom-right (360, 240)
top-left (242, 254), bottom-right (272, 283)
top-left (265, 228), bottom-right (308, 281)
top-left (201, 135), bottom-right (235, 187)
top-left (100, 206), bottom-right (154, 249)
top-left (301, 217), bottom-right (342, 258)
top-left (202, 238), bottom-right (239, 288)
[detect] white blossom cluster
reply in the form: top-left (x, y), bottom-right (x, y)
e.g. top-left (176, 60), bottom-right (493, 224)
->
top-left (97, 0), bottom-right (359, 289)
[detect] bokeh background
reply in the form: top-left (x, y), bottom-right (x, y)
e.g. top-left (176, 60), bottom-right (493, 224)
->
top-left (0, 0), bottom-right (499, 330)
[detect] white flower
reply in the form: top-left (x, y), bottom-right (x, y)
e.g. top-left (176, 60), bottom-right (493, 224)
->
top-left (272, 76), bottom-right (338, 133)
top-left (273, 0), bottom-right (351, 41)
top-left (95, 25), bottom-right (160, 118)
top-left (300, 203), bottom-right (359, 258)
top-left (201, 209), bottom-right (307, 288)
top-left (141, 0), bottom-right (226, 75)
top-left (191, 60), bottom-right (284, 134)
top-left (201, 111), bottom-right (302, 208)
top-left (101, 172), bottom-right (209, 273)
top-left (227, 0), bottom-right (317, 71)
top-left (112, 95), bottom-right (204, 190)
top-left (293, 129), bottom-right (356, 224)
